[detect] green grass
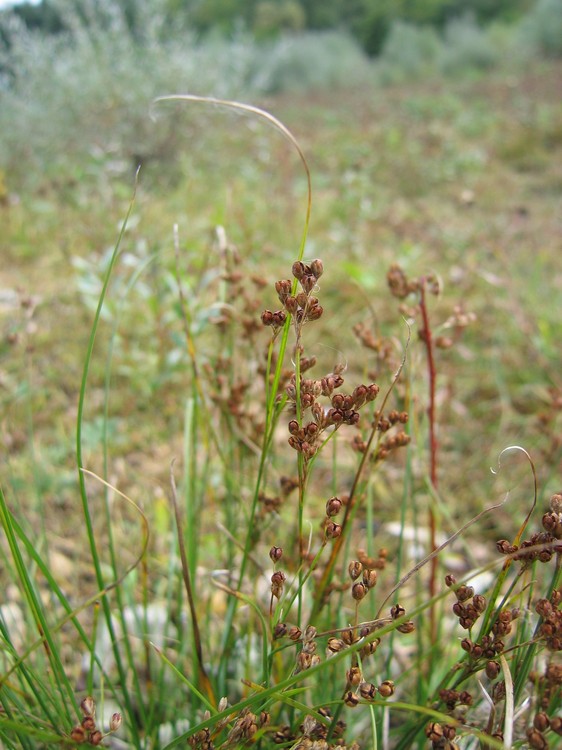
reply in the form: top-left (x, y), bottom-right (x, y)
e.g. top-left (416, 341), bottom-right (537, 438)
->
top-left (1, 61), bottom-right (561, 749)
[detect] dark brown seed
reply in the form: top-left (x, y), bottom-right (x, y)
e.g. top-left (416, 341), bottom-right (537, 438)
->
top-left (348, 561), bottom-right (363, 580)
top-left (352, 582), bottom-right (367, 601)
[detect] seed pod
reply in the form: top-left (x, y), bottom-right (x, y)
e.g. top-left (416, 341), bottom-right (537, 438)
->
top-left (366, 384), bottom-right (380, 401)
top-left (70, 726), bottom-right (86, 743)
top-left (341, 628), bottom-right (356, 646)
top-left (310, 259), bottom-right (324, 278)
top-left (327, 637), bottom-right (345, 653)
top-left (445, 574), bottom-right (456, 587)
top-left (397, 620), bottom-right (415, 634)
top-left (390, 603), bottom-right (406, 619)
top-left (443, 724), bottom-right (456, 740)
top-left (360, 638), bottom-right (380, 658)
top-left (486, 661), bottom-right (500, 680)
top-left (272, 310), bottom-right (287, 327)
top-left (347, 561), bottom-right (363, 581)
top-left (109, 713), bottom-right (122, 732)
top-left (292, 261), bottom-right (305, 279)
top-left (81, 717), bottom-right (95, 732)
top-left (352, 582), bottom-right (368, 601)
top-left (346, 666), bottom-right (362, 686)
top-left (273, 622), bottom-right (287, 638)
top-left (456, 585), bottom-right (474, 602)
top-left (89, 731), bottom-right (103, 746)
top-left (362, 569), bottom-right (378, 589)
top-left (271, 570), bottom-right (286, 599)
top-left (301, 274), bottom-right (317, 293)
top-left (325, 521), bottom-right (342, 539)
top-left (275, 279), bottom-right (292, 302)
top-left (326, 496), bottom-right (342, 517)
top-left (269, 546), bottom-right (283, 563)
top-left (80, 697), bottom-right (96, 718)
top-left (344, 691), bottom-right (359, 707)
top-left (533, 713), bottom-right (550, 732)
top-left (359, 682), bottom-right (377, 700)
top-left (526, 728), bottom-right (548, 750)
top-left (425, 722), bottom-right (443, 742)
top-left (550, 492), bottom-right (562, 513)
top-left (473, 595), bottom-right (487, 613)
top-left (288, 626), bottom-right (302, 641)
top-left (307, 304), bottom-right (324, 321)
top-left (261, 310), bottom-right (274, 326)
top-left (378, 680), bottom-right (395, 698)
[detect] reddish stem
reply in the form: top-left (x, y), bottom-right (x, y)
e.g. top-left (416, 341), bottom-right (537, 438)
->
top-left (419, 280), bottom-right (438, 639)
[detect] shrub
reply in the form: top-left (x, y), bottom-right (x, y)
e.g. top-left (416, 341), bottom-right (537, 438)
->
top-left (439, 14), bottom-right (500, 75)
top-left (375, 21), bottom-right (442, 84)
top-left (519, 0), bottom-right (562, 58)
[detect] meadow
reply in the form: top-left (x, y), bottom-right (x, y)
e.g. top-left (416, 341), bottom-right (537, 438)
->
top-left (0, 8), bottom-right (561, 749)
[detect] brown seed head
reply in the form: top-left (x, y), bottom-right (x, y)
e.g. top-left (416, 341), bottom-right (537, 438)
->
top-left (390, 603), bottom-right (406, 620)
top-left (387, 265), bottom-right (410, 299)
top-left (346, 666), bottom-right (362, 686)
top-left (310, 259), bottom-right (324, 279)
top-left (109, 713), bottom-right (123, 733)
top-left (307, 304), bottom-right (324, 321)
top-left (292, 261), bottom-right (305, 279)
top-left (352, 582), bottom-right (368, 601)
top-left (533, 713), bottom-right (550, 732)
top-left (288, 626), bottom-right (302, 641)
top-left (378, 680), bottom-right (395, 698)
top-left (301, 274), bottom-right (317, 293)
top-left (456, 585), bottom-right (474, 602)
top-left (261, 309), bottom-right (274, 326)
top-left (486, 661), bottom-right (500, 680)
top-left (526, 728), bottom-right (548, 750)
top-left (397, 620), bottom-right (415, 634)
top-left (473, 595), bottom-right (487, 613)
top-left (362, 569), bottom-right (378, 589)
top-left (325, 521), bottom-right (342, 539)
top-left (80, 696), bottom-right (96, 718)
top-left (344, 691), bottom-right (359, 707)
top-left (425, 722), bottom-right (443, 742)
top-left (89, 730), bottom-right (103, 746)
top-left (550, 493), bottom-right (562, 513)
top-left (341, 628), bottom-right (357, 646)
top-left (269, 546), bottom-right (283, 563)
top-left (326, 497), bottom-right (342, 517)
top-left (70, 726), bottom-right (86, 743)
top-left (359, 682), bottom-right (377, 700)
top-left (348, 561), bottom-right (363, 580)
top-left (327, 637), bottom-right (345, 654)
top-left (81, 717), bottom-right (96, 732)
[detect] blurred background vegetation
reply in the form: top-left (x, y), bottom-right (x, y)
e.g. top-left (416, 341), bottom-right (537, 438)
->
top-left (1, 0), bottom-right (561, 193)
top-left (1, 0), bottom-right (561, 550)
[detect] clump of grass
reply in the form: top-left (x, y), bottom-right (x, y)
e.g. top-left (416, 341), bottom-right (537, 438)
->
top-left (0, 97), bottom-right (561, 750)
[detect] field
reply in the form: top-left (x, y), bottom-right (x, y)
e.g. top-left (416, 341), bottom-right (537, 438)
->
top-left (1, 52), bottom-right (562, 750)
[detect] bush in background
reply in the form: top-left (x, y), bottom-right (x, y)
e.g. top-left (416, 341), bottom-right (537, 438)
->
top-left (520, 0), bottom-right (562, 57)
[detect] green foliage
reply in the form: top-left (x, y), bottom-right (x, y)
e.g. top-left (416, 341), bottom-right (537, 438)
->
top-left (440, 14), bottom-right (500, 74)
top-left (376, 21), bottom-right (442, 83)
top-left (520, 0), bottom-right (562, 57)
top-left (1, 0), bottom-right (535, 54)
top-left (1, 43), bottom-right (562, 748)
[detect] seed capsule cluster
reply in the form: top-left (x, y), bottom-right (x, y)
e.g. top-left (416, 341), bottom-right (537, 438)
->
top-left (70, 696), bottom-right (121, 746)
top-left (496, 494), bottom-right (562, 567)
